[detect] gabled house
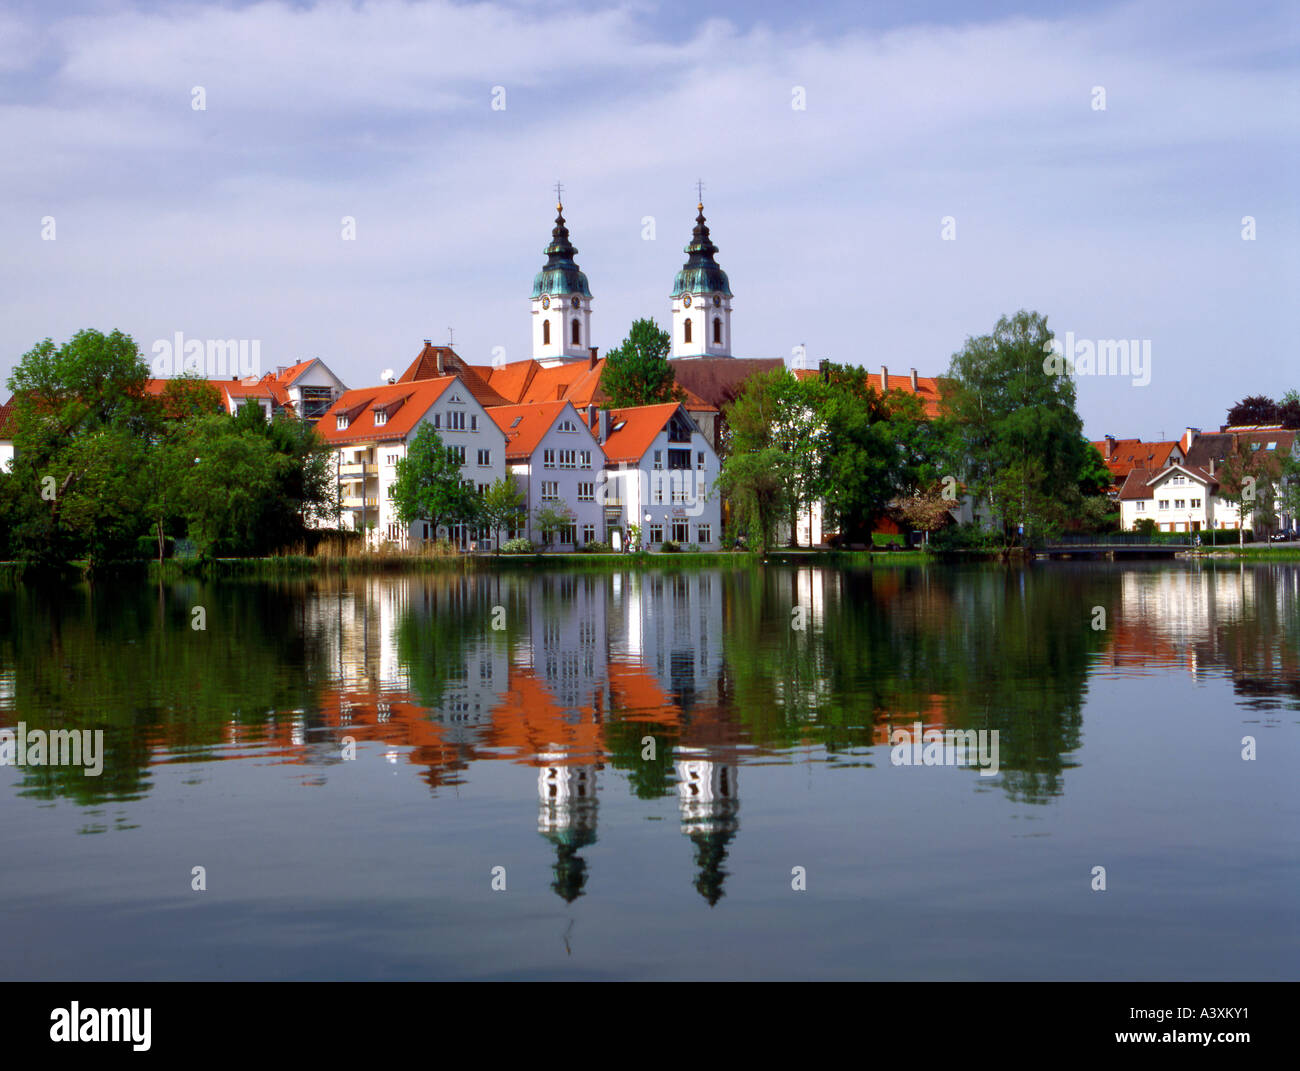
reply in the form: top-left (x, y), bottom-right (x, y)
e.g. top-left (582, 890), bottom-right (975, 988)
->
top-left (144, 356), bottom-right (348, 422)
top-left (315, 376), bottom-right (506, 548)
top-left (592, 402), bottom-right (722, 550)
top-left (488, 401), bottom-right (606, 549)
top-left (1091, 436), bottom-right (1184, 496)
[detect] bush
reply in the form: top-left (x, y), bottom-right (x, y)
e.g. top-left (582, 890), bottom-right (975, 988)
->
top-left (1131, 518), bottom-right (1158, 536)
top-left (929, 524), bottom-right (1004, 551)
top-left (659, 540), bottom-right (681, 553)
top-left (501, 537), bottom-right (534, 554)
top-left (578, 540), bottom-right (612, 553)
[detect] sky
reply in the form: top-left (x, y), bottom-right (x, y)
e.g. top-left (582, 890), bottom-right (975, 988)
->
top-left (1, 0), bottom-right (1296, 440)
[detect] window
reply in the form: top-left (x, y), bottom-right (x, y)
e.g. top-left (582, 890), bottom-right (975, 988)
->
top-left (580, 449), bottom-right (591, 468)
top-left (571, 319), bottom-right (581, 345)
top-left (672, 521), bottom-right (689, 543)
top-left (387, 485), bottom-right (395, 498)
top-left (541, 481), bottom-right (559, 500)
top-left (559, 523), bottom-right (576, 545)
top-left (387, 523), bottom-right (400, 540)
top-left (1174, 499), bottom-right (1185, 509)
top-left (1191, 498), bottom-right (1201, 508)
top-left (336, 415), bottom-right (349, 430)
top-left (448, 445), bottom-right (466, 465)
top-left (387, 453), bottom-right (399, 466)
top-left (374, 409), bottom-right (387, 426)
top-left (684, 319), bottom-right (692, 343)
top-left (477, 449), bottom-right (491, 466)
top-left (477, 483), bottom-right (488, 495)
top-left (558, 449), bottom-right (577, 468)
top-left (668, 448), bottom-right (690, 470)
top-left (577, 482), bottom-right (595, 501)
top-left (1158, 499), bottom-right (1169, 510)
top-left (653, 450), bottom-right (662, 470)
top-left (423, 523), bottom-right (429, 540)
top-left (558, 419), bottom-right (577, 432)
top-left (582, 524), bottom-right (596, 544)
top-left (432, 413), bottom-right (441, 429)
top-left (446, 411), bottom-right (465, 431)
top-left (1135, 501), bottom-right (1145, 512)
top-left (671, 480), bottom-right (686, 504)
top-left (648, 524), bottom-right (663, 543)
top-left (510, 416), bottom-right (523, 429)
top-left (713, 317), bottom-right (721, 344)
top-left (543, 320), bottom-right (551, 345)
top-left (470, 415), bottom-right (478, 431)
top-left (543, 449), bottom-right (555, 469)
top-left (697, 451), bottom-right (705, 469)
top-left (653, 483), bottom-right (663, 504)
top-left (697, 524), bottom-right (711, 544)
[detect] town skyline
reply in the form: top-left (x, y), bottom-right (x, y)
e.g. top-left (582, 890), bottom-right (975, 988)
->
top-left (3, 0), bottom-right (1295, 442)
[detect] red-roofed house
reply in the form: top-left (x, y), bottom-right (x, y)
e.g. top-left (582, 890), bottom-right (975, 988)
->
top-left (593, 402), bottom-right (721, 549)
top-left (0, 395), bottom-right (14, 472)
top-left (1091, 435), bottom-right (1184, 496)
top-left (314, 377), bottom-right (506, 547)
top-left (488, 401), bottom-right (606, 548)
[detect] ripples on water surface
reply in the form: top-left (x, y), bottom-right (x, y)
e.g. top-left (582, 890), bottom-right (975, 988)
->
top-left (0, 562), bottom-right (1296, 980)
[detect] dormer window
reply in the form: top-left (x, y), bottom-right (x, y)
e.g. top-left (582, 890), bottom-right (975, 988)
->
top-left (374, 410), bottom-right (387, 426)
top-left (336, 415), bottom-right (349, 430)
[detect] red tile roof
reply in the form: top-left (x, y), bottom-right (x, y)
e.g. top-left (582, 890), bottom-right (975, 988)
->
top-left (1091, 438), bottom-right (1181, 485)
top-left (398, 343), bottom-right (511, 408)
top-left (0, 395), bottom-right (14, 438)
top-left (275, 359), bottom-right (317, 386)
top-left (488, 401), bottom-right (599, 460)
top-left (600, 403), bottom-right (687, 464)
top-left (314, 377), bottom-right (457, 445)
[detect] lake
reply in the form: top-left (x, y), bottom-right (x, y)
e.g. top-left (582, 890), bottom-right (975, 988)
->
top-left (1, 561), bottom-right (1296, 980)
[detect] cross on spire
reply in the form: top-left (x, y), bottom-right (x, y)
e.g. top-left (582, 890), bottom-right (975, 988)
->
top-left (554, 181), bottom-right (564, 208)
top-left (695, 178), bottom-right (705, 206)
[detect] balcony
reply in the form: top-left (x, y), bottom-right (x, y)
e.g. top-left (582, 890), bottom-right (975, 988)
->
top-left (339, 462), bottom-right (378, 478)
top-left (342, 496), bottom-right (380, 510)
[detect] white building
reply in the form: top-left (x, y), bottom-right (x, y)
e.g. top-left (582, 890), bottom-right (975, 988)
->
top-left (530, 202), bottom-right (594, 366)
top-left (488, 400), bottom-right (607, 549)
top-left (316, 376), bottom-right (506, 548)
top-left (594, 402), bottom-right (722, 549)
top-left (671, 202), bottom-right (733, 358)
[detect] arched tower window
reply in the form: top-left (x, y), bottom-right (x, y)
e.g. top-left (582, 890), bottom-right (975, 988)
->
top-left (684, 318), bottom-right (692, 344)
top-left (543, 320), bottom-right (551, 345)
top-left (713, 317), bottom-right (722, 344)
top-left (571, 319), bottom-right (581, 345)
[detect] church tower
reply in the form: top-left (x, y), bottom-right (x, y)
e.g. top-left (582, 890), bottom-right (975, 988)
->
top-left (531, 198), bottom-right (593, 366)
top-left (671, 201), bottom-right (732, 358)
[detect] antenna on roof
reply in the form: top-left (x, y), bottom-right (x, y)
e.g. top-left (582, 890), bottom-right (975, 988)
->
top-left (447, 327), bottom-right (455, 347)
top-left (381, 368), bottom-right (395, 384)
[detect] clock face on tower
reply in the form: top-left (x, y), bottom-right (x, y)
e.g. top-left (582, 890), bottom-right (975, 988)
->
top-left (713, 295), bottom-right (721, 307)
top-left (572, 298), bottom-right (581, 308)
top-left (541, 295), bottom-right (550, 309)
top-left (683, 294), bottom-right (692, 308)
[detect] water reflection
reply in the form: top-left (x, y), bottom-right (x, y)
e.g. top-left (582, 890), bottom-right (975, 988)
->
top-left (1, 564), bottom-right (1297, 903)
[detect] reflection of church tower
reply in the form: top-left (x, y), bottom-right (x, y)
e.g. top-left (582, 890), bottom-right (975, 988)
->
top-left (531, 200), bottom-right (593, 366)
top-left (676, 752), bottom-right (739, 906)
top-left (538, 755), bottom-right (599, 902)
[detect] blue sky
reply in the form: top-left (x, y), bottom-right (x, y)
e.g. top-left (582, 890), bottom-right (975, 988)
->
top-left (1, 0), bottom-right (1296, 439)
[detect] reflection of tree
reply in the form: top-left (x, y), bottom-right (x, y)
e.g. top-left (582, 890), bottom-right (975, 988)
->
top-left (393, 575), bottom-right (501, 708)
top-left (602, 718), bottom-right (679, 799)
top-left (0, 577), bottom-right (334, 809)
top-left (1201, 564), bottom-right (1300, 709)
top-left (721, 565), bottom-right (1113, 802)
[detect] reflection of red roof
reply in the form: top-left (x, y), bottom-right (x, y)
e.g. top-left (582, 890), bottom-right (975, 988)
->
top-left (315, 378), bottom-right (457, 445)
top-left (601, 403), bottom-right (685, 464)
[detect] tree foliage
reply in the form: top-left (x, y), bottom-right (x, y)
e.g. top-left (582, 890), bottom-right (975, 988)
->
top-left (390, 422), bottom-right (479, 536)
top-left (600, 318), bottom-right (684, 408)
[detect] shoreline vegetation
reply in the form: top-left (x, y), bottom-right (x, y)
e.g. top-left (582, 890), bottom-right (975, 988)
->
top-left (4, 543), bottom-right (1299, 583)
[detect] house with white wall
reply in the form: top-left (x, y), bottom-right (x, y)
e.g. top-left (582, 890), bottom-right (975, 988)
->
top-left (593, 402), bottom-right (721, 550)
top-left (315, 376), bottom-right (505, 548)
top-left (488, 401), bottom-right (606, 549)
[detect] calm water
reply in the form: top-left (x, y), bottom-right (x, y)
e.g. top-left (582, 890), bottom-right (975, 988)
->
top-left (1, 563), bottom-right (1296, 980)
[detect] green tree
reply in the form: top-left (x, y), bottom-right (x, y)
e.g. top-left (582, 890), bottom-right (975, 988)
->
top-left (480, 475), bottom-right (527, 551)
top-left (600, 318), bottom-right (684, 408)
top-left (534, 502), bottom-right (575, 550)
top-left (1217, 437), bottom-right (1283, 544)
top-left (390, 423), bottom-right (480, 538)
top-left (173, 415), bottom-right (281, 557)
top-left (716, 447), bottom-right (790, 553)
top-left (943, 310), bottom-right (1092, 544)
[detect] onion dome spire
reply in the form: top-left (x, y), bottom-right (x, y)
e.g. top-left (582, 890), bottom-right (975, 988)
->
top-left (531, 200), bottom-right (592, 299)
top-left (671, 201), bottom-right (732, 298)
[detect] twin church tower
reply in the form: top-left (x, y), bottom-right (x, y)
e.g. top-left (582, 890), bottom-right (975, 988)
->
top-left (529, 196), bottom-right (734, 367)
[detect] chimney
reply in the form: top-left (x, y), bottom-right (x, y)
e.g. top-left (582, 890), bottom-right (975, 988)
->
top-left (910, 368), bottom-right (918, 391)
top-left (1105, 434), bottom-right (1116, 460)
top-left (586, 403), bottom-right (596, 430)
top-left (436, 349), bottom-right (444, 375)
top-left (1210, 458), bottom-right (1215, 476)
top-left (880, 365), bottom-right (889, 391)
top-left (1181, 427), bottom-right (1199, 454)
top-left (600, 409), bottom-right (611, 441)
top-left (589, 347), bottom-right (598, 368)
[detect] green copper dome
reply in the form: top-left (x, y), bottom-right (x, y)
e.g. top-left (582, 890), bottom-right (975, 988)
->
top-left (670, 204), bottom-right (732, 298)
top-left (531, 205), bottom-right (592, 299)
